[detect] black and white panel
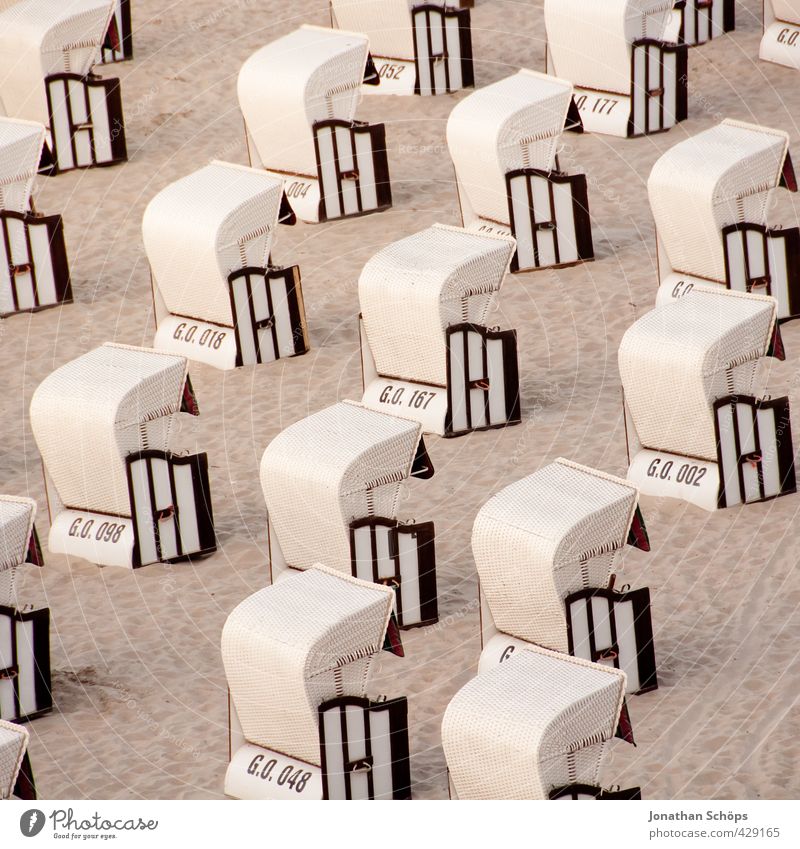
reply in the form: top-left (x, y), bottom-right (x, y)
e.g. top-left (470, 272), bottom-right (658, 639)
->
top-left (127, 451), bottom-right (216, 567)
top-left (313, 120), bottom-right (392, 221)
top-left (0, 605), bottom-right (52, 723)
top-left (714, 396), bottom-right (797, 508)
top-left (723, 223), bottom-right (800, 322)
top-left (629, 40), bottom-right (688, 137)
top-left (411, 5), bottom-right (473, 96)
top-left (0, 212), bottom-right (71, 317)
top-left (506, 169), bottom-right (594, 271)
top-left (550, 784), bottom-right (642, 800)
top-left (566, 587), bottom-right (658, 695)
top-left (228, 265), bottom-right (309, 367)
top-left (100, 0), bottom-right (133, 64)
top-left (318, 696), bottom-right (411, 800)
top-left (45, 74), bottom-right (127, 173)
top-left (678, 0), bottom-right (734, 46)
top-left (350, 518), bottom-right (438, 628)
top-left (445, 324), bottom-right (520, 436)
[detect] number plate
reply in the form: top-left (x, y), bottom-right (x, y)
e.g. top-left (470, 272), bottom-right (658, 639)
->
top-left (48, 510), bottom-right (135, 568)
top-left (361, 377), bottom-right (449, 435)
top-left (572, 88), bottom-right (630, 137)
top-left (154, 315), bottom-right (237, 370)
top-left (363, 60), bottom-right (416, 96)
top-left (628, 449), bottom-right (719, 511)
top-left (761, 22), bottom-right (800, 70)
top-left (225, 743), bottom-right (322, 800)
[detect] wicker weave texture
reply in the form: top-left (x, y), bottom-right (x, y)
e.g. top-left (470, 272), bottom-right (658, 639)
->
top-left (0, 719), bottom-right (29, 799)
top-left (261, 401), bottom-right (421, 573)
top-left (359, 224), bottom-right (514, 386)
top-left (442, 644), bottom-right (625, 799)
top-left (330, 0), bottom-right (416, 60)
top-left (221, 565), bottom-right (393, 764)
top-left (30, 343), bottom-right (189, 517)
top-left (473, 458), bottom-right (638, 652)
top-left (619, 289), bottom-right (776, 461)
top-left (544, 0), bottom-right (673, 95)
top-left (238, 25), bottom-right (368, 178)
top-left (0, 117), bottom-right (45, 213)
top-left (0, 0), bottom-right (114, 127)
top-left (771, 1), bottom-right (800, 20)
top-left (143, 162), bottom-right (283, 328)
top-left (447, 70), bottom-right (573, 225)
top-left (649, 120), bottom-right (789, 283)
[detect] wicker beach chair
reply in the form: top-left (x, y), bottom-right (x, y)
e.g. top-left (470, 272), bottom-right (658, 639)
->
top-left (359, 224), bottom-right (519, 436)
top-left (544, 0), bottom-right (687, 136)
top-left (442, 644), bottom-right (627, 800)
top-left (0, 0), bottom-right (127, 173)
top-left (143, 161), bottom-right (308, 370)
top-left (0, 117), bottom-right (71, 317)
top-left (238, 25), bottom-right (392, 224)
top-left (98, 0), bottom-right (132, 64)
top-left (474, 459), bottom-right (656, 695)
top-left (446, 70), bottom-right (593, 273)
top-left (0, 720), bottom-right (33, 799)
top-left (261, 401), bottom-right (436, 628)
top-left (222, 565), bottom-right (410, 800)
top-left (667, 1), bottom-right (734, 46)
top-left (650, 120), bottom-right (800, 322)
top-left (0, 495), bottom-right (51, 725)
top-left (329, 0), bottom-right (473, 95)
top-left (30, 343), bottom-right (215, 569)
top-left (619, 288), bottom-right (796, 509)
top-left (761, 2), bottom-right (800, 69)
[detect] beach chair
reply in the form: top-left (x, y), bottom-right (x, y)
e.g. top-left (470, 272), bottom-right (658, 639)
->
top-left (261, 401), bottom-right (437, 629)
top-left (619, 288), bottom-right (796, 510)
top-left (666, 1), bottom-right (734, 46)
top-left (0, 496), bottom-right (51, 724)
top-left (359, 224), bottom-right (520, 436)
top-left (143, 161), bottom-right (308, 370)
top-left (761, 2), bottom-right (800, 69)
top-left (329, 0), bottom-right (473, 95)
top-left (446, 70), bottom-right (593, 272)
top-left (222, 565), bottom-right (411, 800)
top-left (544, 0), bottom-right (688, 137)
top-left (0, 0), bottom-right (127, 173)
top-left (442, 644), bottom-right (629, 799)
top-left (1, 720), bottom-right (36, 799)
top-left (650, 120), bottom-right (800, 323)
top-left (30, 343), bottom-right (216, 569)
top-left (474, 459), bottom-right (656, 696)
top-left (99, 0), bottom-right (133, 64)
top-left (238, 25), bottom-right (392, 224)
top-left (0, 117), bottom-right (71, 317)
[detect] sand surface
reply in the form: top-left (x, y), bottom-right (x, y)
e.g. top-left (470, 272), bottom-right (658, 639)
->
top-left (4, 0), bottom-right (800, 799)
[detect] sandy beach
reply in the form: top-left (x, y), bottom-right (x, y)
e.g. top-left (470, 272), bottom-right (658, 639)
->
top-left (3, 0), bottom-right (800, 799)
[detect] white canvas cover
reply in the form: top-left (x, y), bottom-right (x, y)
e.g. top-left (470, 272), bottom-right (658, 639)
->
top-left (143, 161), bottom-right (283, 328)
top-left (544, 0), bottom-right (674, 94)
top-left (442, 644), bottom-right (626, 800)
top-left (30, 343), bottom-right (189, 517)
top-left (447, 70), bottom-right (574, 226)
top-left (261, 401), bottom-right (422, 574)
top-left (649, 120), bottom-right (790, 284)
top-left (619, 289), bottom-right (776, 461)
top-left (0, 117), bottom-right (45, 213)
top-left (238, 25), bottom-right (369, 179)
top-left (330, 0), bottom-right (416, 61)
top-left (0, 0), bottom-right (115, 127)
top-left (359, 224), bottom-right (514, 386)
top-left (221, 565), bottom-right (393, 765)
top-left (473, 459), bottom-right (638, 653)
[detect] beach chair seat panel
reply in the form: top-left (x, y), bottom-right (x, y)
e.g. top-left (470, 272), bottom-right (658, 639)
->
top-left (0, 211), bottom-right (71, 317)
top-left (0, 606), bottom-right (51, 723)
top-left (228, 266), bottom-right (309, 367)
top-left (446, 324), bottom-right (520, 436)
top-left (506, 169), bottom-right (593, 271)
top-left (630, 40), bottom-right (688, 137)
top-left (314, 120), bottom-right (391, 221)
top-left (100, 0), bottom-right (133, 64)
top-left (714, 395), bottom-right (796, 508)
top-left (349, 517), bottom-right (438, 628)
top-left (566, 587), bottom-right (658, 695)
top-left (45, 73), bottom-right (127, 173)
top-left (127, 451), bottom-right (216, 567)
top-left (319, 696), bottom-right (411, 800)
top-left (412, 5), bottom-right (473, 96)
top-left (723, 224), bottom-right (800, 321)
top-left (678, 0), bottom-right (734, 46)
